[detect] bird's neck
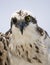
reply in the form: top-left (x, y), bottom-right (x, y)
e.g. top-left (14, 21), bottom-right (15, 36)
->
top-left (11, 28), bottom-right (40, 46)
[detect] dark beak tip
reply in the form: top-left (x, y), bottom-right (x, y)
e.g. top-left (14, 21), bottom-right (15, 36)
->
top-left (20, 27), bottom-right (23, 35)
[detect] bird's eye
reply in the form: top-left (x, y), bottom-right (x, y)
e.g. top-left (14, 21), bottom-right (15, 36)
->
top-left (12, 17), bottom-right (17, 24)
top-left (25, 15), bottom-right (31, 22)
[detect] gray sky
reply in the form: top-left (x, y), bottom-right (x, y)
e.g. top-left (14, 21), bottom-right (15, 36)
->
top-left (0, 0), bottom-right (50, 35)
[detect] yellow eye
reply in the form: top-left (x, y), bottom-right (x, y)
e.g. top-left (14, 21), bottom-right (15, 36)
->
top-left (25, 15), bottom-right (31, 22)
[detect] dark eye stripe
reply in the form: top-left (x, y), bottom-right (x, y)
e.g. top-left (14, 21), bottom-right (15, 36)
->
top-left (31, 16), bottom-right (37, 24)
top-left (25, 15), bottom-right (37, 24)
top-left (12, 17), bottom-right (17, 24)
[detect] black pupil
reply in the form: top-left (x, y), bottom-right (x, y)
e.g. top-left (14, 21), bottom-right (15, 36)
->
top-left (0, 51), bottom-right (2, 56)
top-left (12, 17), bottom-right (17, 24)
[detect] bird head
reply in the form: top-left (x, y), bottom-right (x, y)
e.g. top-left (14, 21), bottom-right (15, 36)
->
top-left (10, 10), bottom-right (37, 35)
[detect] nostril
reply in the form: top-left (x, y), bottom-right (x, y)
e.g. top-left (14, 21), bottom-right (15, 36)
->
top-left (0, 51), bottom-right (2, 56)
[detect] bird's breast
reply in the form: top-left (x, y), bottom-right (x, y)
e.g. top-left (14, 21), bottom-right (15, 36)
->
top-left (8, 25), bottom-right (48, 65)
top-left (8, 33), bottom-right (48, 65)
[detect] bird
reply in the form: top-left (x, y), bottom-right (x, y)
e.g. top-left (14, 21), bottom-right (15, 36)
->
top-left (2, 10), bottom-right (50, 65)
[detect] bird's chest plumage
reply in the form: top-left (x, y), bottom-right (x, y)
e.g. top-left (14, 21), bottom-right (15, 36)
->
top-left (8, 27), bottom-right (48, 65)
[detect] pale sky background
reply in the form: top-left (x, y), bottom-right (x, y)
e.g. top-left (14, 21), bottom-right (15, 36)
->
top-left (0, 0), bottom-right (50, 35)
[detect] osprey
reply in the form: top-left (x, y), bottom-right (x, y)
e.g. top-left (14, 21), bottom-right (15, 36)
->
top-left (0, 10), bottom-right (50, 65)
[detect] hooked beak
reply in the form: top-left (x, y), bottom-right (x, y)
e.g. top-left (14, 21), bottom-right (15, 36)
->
top-left (20, 25), bottom-right (24, 34)
top-left (19, 22), bottom-right (25, 35)
top-left (15, 21), bottom-right (28, 35)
